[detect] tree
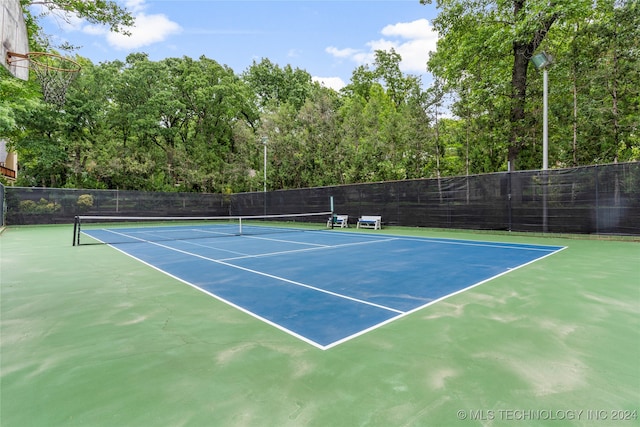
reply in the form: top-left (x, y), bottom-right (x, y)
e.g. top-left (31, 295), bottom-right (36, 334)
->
top-left (12, 102), bottom-right (69, 186)
top-left (6, 0), bottom-right (636, 192)
top-left (342, 49), bottom-right (421, 107)
top-left (421, 0), bottom-right (593, 170)
top-left (242, 58), bottom-right (314, 111)
top-left (296, 85), bottom-right (343, 186)
top-left (61, 58), bottom-right (114, 188)
top-left (372, 49), bottom-right (421, 107)
top-left (577, 0), bottom-right (639, 164)
top-left (0, 69), bottom-right (41, 140)
top-left (97, 54), bottom-right (258, 192)
top-left (25, 0), bottom-right (135, 37)
top-left (339, 49), bottom-right (427, 182)
top-left (400, 84), bottom-right (433, 179)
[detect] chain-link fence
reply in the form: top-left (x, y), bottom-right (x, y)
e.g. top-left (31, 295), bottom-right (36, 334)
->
top-left (5, 162), bottom-right (639, 235)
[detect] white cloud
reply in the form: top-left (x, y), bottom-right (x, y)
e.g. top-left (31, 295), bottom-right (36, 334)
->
top-left (82, 25), bottom-right (107, 36)
top-left (326, 18), bottom-right (438, 75)
top-left (104, 13), bottom-right (182, 50)
top-left (381, 19), bottom-right (434, 40)
top-left (60, 13), bottom-right (85, 32)
top-left (123, 0), bottom-right (147, 14)
top-left (312, 76), bottom-right (346, 91)
top-left (325, 46), bottom-right (360, 59)
top-left (41, 0), bottom-right (182, 51)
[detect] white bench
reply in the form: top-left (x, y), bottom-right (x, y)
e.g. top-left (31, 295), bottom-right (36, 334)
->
top-left (327, 214), bottom-right (349, 228)
top-left (357, 215), bottom-right (382, 230)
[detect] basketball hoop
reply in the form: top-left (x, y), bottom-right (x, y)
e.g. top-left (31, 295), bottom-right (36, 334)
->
top-left (6, 51), bottom-right (81, 107)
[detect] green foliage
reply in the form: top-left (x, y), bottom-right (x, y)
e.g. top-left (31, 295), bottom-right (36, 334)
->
top-left (76, 194), bottom-right (93, 209)
top-left (423, 0), bottom-right (638, 171)
top-left (242, 58), bottom-right (314, 111)
top-left (6, 0), bottom-right (637, 192)
top-left (24, 0), bottom-right (134, 35)
top-left (19, 198), bottom-right (61, 213)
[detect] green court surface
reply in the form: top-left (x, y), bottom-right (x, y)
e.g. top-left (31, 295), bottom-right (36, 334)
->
top-left (1, 225), bottom-right (638, 426)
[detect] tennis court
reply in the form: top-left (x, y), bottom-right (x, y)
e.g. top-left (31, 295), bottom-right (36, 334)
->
top-left (1, 224), bottom-right (638, 426)
top-left (78, 219), bottom-right (565, 349)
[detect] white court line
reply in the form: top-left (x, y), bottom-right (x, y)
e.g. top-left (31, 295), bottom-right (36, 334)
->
top-left (94, 227), bottom-right (398, 260)
top-left (94, 240), bottom-right (331, 350)
top-left (321, 245), bottom-right (568, 349)
top-left (376, 234), bottom-right (563, 252)
top-left (132, 227), bottom-right (236, 239)
top-left (87, 228), bottom-right (567, 350)
top-left (242, 234), bottom-right (330, 247)
top-left (172, 232), bottom-right (399, 261)
top-left (178, 239), bottom-right (252, 257)
top-left (245, 229), bottom-right (562, 253)
top-left (219, 236), bottom-right (399, 262)
top-left (99, 228), bottom-right (404, 315)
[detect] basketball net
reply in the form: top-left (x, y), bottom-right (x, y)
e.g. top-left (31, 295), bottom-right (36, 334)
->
top-left (7, 52), bottom-right (81, 107)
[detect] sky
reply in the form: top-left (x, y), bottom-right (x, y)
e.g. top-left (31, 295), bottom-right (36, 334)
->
top-left (35, 0), bottom-right (440, 91)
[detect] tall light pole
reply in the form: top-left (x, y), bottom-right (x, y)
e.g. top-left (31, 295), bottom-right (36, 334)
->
top-left (531, 51), bottom-right (553, 170)
top-left (261, 136), bottom-right (268, 192)
top-left (531, 52), bottom-right (553, 232)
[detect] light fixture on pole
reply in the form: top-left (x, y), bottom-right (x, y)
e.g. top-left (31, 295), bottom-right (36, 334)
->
top-left (261, 136), bottom-right (268, 192)
top-left (531, 51), bottom-right (553, 170)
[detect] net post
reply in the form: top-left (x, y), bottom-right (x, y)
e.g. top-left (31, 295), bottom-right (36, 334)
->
top-left (330, 196), bottom-right (334, 229)
top-left (72, 215), bottom-right (78, 246)
top-left (239, 217), bottom-right (243, 235)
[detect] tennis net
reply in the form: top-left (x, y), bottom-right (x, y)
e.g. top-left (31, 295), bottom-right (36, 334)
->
top-left (73, 212), bottom-right (333, 246)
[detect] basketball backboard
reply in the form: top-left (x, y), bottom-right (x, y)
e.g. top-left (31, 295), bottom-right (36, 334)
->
top-left (1, 0), bottom-right (29, 80)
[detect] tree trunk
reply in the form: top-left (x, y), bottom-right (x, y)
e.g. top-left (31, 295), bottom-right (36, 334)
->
top-left (508, 42), bottom-right (532, 170)
top-left (508, 0), bottom-right (557, 170)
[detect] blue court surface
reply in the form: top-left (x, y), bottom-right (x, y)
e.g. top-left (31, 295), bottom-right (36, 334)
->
top-left (83, 227), bottom-right (565, 349)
